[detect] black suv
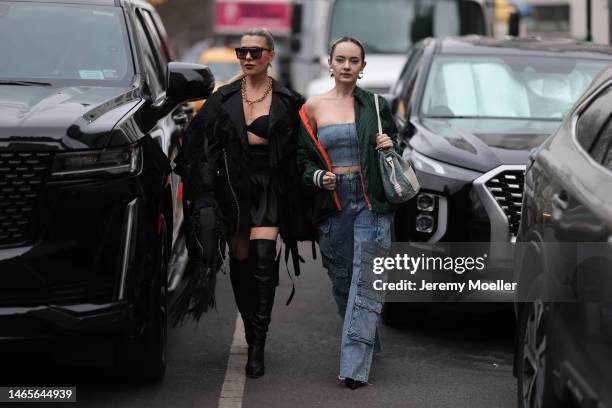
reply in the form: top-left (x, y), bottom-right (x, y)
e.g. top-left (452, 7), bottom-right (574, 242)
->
top-left (0, 0), bottom-right (213, 379)
top-left (514, 65), bottom-right (612, 407)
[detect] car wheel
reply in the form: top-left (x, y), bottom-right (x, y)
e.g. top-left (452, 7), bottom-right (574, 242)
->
top-left (516, 300), bottom-right (564, 408)
top-left (117, 214), bottom-right (168, 382)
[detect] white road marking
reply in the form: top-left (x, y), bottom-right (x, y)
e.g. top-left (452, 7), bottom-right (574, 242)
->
top-left (218, 316), bottom-right (247, 408)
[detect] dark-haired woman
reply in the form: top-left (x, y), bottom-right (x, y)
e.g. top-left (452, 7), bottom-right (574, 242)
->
top-left (178, 28), bottom-right (305, 379)
top-left (297, 37), bottom-right (400, 389)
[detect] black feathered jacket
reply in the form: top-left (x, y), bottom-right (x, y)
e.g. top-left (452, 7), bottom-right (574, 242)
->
top-left (175, 78), bottom-right (312, 251)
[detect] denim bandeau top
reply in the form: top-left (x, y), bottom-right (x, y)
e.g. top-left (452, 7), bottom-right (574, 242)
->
top-left (317, 123), bottom-right (360, 167)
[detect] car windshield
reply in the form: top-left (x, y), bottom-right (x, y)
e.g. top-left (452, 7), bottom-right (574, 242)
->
top-left (0, 3), bottom-right (133, 86)
top-left (328, 0), bottom-right (485, 54)
top-left (421, 55), bottom-right (609, 120)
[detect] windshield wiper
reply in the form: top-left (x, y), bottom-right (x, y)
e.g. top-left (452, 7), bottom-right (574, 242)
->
top-left (0, 80), bottom-right (53, 86)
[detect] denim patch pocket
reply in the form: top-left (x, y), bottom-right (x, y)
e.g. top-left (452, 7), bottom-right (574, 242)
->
top-left (375, 214), bottom-right (392, 250)
top-left (347, 294), bottom-right (383, 345)
top-left (356, 241), bottom-right (387, 301)
top-left (318, 218), bottom-right (335, 267)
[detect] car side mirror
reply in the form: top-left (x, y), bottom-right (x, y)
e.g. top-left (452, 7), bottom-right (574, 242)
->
top-left (147, 62), bottom-right (214, 124)
top-left (398, 101), bottom-right (415, 137)
top-left (400, 123), bottom-right (416, 140)
top-left (166, 62), bottom-right (215, 103)
top-left (400, 109), bottom-right (416, 140)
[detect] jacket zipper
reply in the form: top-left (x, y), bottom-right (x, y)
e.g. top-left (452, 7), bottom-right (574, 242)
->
top-left (222, 148), bottom-right (240, 232)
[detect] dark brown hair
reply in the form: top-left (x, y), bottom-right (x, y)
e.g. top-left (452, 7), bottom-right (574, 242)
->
top-left (330, 36), bottom-right (365, 61)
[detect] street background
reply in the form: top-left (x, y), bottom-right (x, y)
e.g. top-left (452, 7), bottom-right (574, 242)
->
top-left (1, 244), bottom-right (515, 408)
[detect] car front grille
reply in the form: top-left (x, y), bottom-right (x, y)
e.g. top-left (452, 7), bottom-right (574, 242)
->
top-left (0, 278), bottom-right (115, 307)
top-left (485, 169), bottom-right (525, 236)
top-left (0, 151), bottom-right (52, 247)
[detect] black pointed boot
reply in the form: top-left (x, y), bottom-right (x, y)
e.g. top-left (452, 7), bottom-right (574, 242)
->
top-left (245, 239), bottom-right (278, 379)
top-left (229, 257), bottom-right (255, 346)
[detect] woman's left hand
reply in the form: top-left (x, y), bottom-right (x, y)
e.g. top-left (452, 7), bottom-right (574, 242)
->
top-left (376, 133), bottom-right (393, 150)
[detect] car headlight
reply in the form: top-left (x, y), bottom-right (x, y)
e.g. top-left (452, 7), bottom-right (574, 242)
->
top-left (402, 150), bottom-right (467, 242)
top-left (51, 145), bottom-right (141, 178)
top-left (409, 149), bottom-right (480, 182)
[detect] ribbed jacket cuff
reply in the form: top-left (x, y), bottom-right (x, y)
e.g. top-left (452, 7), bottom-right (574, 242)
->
top-left (313, 169), bottom-right (325, 189)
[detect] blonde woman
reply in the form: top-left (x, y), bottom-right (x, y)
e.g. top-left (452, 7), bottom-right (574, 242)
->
top-left (178, 28), bottom-right (306, 378)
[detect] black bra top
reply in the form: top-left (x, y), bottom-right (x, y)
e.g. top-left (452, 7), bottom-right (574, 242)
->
top-left (247, 115), bottom-right (269, 139)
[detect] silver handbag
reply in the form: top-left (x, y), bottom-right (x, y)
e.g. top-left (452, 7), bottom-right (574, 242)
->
top-left (374, 94), bottom-right (420, 204)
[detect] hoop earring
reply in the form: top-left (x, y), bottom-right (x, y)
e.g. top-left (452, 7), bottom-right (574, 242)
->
top-left (358, 71), bottom-right (364, 79)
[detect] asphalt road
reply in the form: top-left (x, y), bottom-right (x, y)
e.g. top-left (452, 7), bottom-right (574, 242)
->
top-left (1, 243), bottom-right (517, 408)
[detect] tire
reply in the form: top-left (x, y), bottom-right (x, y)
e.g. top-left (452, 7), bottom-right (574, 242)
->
top-left (516, 300), bottom-right (565, 408)
top-left (117, 215), bottom-right (169, 382)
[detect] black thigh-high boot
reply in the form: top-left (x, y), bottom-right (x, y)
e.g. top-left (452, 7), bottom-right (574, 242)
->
top-left (245, 239), bottom-right (278, 378)
top-left (229, 257), bottom-right (255, 346)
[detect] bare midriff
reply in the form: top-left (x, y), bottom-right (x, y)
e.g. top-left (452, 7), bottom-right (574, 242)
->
top-left (248, 132), bottom-right (269, 145)
top-left (333, 165), bottom-right (361, 174)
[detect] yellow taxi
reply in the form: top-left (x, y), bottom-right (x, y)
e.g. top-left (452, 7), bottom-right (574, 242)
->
top-left (192, 46), bottom-right (241, 111)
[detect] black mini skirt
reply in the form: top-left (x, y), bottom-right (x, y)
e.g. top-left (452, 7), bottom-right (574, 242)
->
top-left (249, 144), bottom-right (278, 228)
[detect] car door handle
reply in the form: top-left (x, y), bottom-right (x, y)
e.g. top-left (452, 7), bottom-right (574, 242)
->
top-left (551, 191), bottom-right (568, 212)
top-left (172, 112), bottom-right (189, 126)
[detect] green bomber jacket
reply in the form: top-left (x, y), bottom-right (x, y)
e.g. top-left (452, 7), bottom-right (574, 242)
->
top-left (297, 86), bottom-right (401, 224)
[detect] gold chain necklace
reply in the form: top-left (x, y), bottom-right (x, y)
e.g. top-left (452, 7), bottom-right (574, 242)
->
top-left (241, 77), bottom-right (273, 119)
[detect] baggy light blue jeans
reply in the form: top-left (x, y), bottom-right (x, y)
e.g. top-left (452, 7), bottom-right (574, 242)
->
top-left (318, 173), bottom-right (392, 383)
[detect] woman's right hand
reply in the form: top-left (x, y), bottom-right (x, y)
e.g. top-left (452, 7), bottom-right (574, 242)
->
top-left (322, 172), bottom-right (336, 190)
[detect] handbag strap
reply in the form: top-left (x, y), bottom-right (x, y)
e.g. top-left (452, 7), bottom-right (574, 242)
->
top-left (374, 93), bottom-right (383, 135)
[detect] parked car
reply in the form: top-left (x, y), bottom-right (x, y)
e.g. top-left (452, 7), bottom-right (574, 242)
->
top-left (0, 0), bottom-right (213, 380)
top-left (383, 36), bottom-right (612, 320)
top-left (513, 65), bottom-right (612, 408)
